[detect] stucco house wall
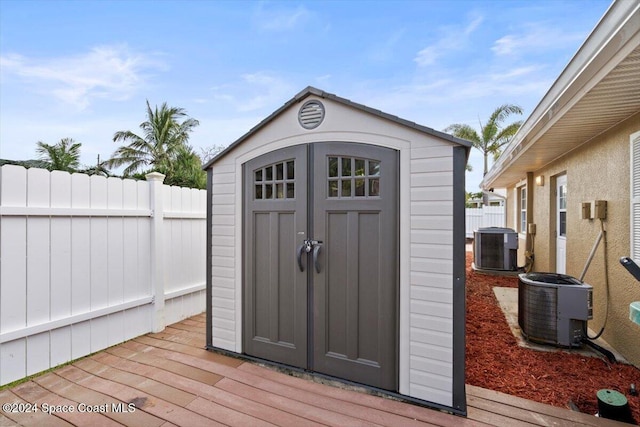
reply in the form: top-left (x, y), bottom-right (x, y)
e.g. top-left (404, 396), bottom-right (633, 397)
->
top-left (485, 1), bottom-right (640, 368)
top-left (505, 112), bottom-right (640, 366)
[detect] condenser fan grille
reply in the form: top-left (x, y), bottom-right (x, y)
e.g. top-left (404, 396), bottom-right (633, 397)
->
top-left (518, 282), bottom-right (558, 344)
top-left (479, 233), bottom-right (503, 269)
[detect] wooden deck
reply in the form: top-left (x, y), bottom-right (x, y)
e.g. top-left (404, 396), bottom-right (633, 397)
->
top-left (0, 314), bottom-right (630, 426)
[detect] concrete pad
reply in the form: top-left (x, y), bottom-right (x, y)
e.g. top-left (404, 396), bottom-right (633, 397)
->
top-left (493, 287), bottom-right (628, 362)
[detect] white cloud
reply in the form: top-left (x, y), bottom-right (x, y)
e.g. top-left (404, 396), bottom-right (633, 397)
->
top-left (414, 15), bottom-right (484, 67)
top-left (492, 66), bottom-right (539, 80)
top-left (492, 35), bottom-right (520, 56)
top-left (464, 15), bottom-right (484, 35)
top-left (315, 74), bottom-right (332, 84)
top-left (189, 116), bottom-right (262, 150)
top-left (368, 29), bottom-right (406, 62)
top-left (492, 24), bottom-right (585, 56)
top-left (210, 71), bottom-right (296, 113)
top-left (253, 3), bottom-right (310, 31)
top-left (0, 45), bottom-right (166, 110)
top-left (414, 46), bottom-right (439, 67)
top-left (368, 63), bottom-right (543, 111)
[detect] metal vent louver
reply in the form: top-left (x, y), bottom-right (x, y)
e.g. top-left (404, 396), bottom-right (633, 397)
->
top-left (298, 100), bottom-right (325, 129)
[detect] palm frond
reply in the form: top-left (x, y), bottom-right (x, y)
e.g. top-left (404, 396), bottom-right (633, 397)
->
top-left (444, 124), bottom-right (481, 144)
top-left (494, 120), bottom-right (523, 144)
top-left (107, 100), bottom-right (200, 183)
top-left (487, 104), bottom-right (523, 127)
top-left (36, 138), bottom-right (82, 172)
top-left (445, 103), bottom-right (523, 175)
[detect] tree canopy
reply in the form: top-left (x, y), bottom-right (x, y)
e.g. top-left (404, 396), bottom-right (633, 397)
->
top-left (106, 100), bottom-right (205, 188)
top-left (445, 104), bottom-right (523, 175)
top-left (36, 138), bottom-right (82, 172)
top-left (21, 101), bottom-right (206, 188)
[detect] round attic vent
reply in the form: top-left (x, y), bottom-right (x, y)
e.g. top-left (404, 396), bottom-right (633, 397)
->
top-left (298, 100), bottom-right (325, 129)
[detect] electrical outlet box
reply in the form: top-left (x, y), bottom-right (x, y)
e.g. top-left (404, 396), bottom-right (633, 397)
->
top-left (582, 202), bottom-right (592, 220)
top-left (528, 223), bottom-right (537, 235)
top-left (594, 200), bottom-right (607, 219)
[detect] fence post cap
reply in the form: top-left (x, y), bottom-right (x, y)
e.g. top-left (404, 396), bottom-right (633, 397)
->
top-left (145, 172), bottom-right (166, 182)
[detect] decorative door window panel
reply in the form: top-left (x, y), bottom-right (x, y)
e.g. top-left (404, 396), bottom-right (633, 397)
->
top-left (254, 160), bottom-right (295, 200)
top-left (327, 156), bottom-right (381, 198)
top-left (558, 183), bottom-right (567, 237)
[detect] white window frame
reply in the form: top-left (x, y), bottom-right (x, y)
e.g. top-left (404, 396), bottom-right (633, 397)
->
top-left (519, 185), bottom-right (527, 234)
top-left (631, 131), bottom-right (640, 262)
top-left (557, 176), bottom-right (567, 238)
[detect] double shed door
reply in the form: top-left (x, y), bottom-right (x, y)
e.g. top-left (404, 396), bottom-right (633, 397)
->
top-left (243, 142), bottom-right (398, 391)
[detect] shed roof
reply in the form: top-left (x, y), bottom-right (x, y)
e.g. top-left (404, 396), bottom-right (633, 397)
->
top-left (203, 86), bottom-right (471, 169)
top-left (482, 1), bottom-right (640, 189)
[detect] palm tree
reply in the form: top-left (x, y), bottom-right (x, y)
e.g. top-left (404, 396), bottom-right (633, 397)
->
top-left (445, 104), bottom-right (523, 175)
top-left (106, 100), bottom-right (200, 176)
top-left (36, 138), bottom-right (82, 172)
top-left (164, 145), bottom-right (207, 189)
top-left (82, 154), bottom-right (111, 177)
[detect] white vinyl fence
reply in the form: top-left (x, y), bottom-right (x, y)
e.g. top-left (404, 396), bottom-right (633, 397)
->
top-left (465, 205), bottom-right (506, 238)
top-left (0, 165), bottom-right (206, 386)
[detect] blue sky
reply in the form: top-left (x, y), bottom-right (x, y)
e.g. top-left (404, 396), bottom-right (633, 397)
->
top-left (0, 0), bottom-right (611, 191)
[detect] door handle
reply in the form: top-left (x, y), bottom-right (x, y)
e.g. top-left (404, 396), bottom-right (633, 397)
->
top-left (296, 243), bottom-right (306, 272)
top-left (297, 239), bottom-right (323, 273)
top-left (313, 243), bottom-right (322, 273)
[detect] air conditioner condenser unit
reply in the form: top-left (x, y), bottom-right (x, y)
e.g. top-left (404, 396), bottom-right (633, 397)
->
top-left (473, 227), bottom-right (518, 271)
top-left (518, 272), bottom-right (593, 347)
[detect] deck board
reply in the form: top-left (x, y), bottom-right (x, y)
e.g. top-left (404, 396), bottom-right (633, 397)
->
top-left (56, 365), bottom-right (224, 427)
top-left (91, 352), bottom-right (318, 426)
top-left (104, 345), bottom-right (225, 385)
top-left (236, 363), bottom-right (485, 427)
top-left (11, 381), bottom-right (119, 427)
top-left (0, 389), bottom-right (75, 427)
top-left (0, 313), bottom-right (631, 426)
top-left (33, 372), bottom-right (164, 427)
top-left (466, 385), bottom-right (629, 427)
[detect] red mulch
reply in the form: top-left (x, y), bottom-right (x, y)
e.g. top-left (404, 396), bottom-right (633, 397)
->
top-left (465, 252), bottom-right (640, 423)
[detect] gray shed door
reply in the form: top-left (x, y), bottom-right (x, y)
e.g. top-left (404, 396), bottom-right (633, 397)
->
top-left (244, 142), bottom-right (398, 391)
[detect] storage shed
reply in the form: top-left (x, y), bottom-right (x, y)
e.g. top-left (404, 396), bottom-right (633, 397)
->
top-left (204, 87), bottom-right (470, 414)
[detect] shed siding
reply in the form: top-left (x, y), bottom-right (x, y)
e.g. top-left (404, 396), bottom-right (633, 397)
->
top-left (210, 161), bottom-right (238, 351)
top-left (208, 95), bottom-right (458, 407)
top-left (409, 145), bottom-right (453, 406)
